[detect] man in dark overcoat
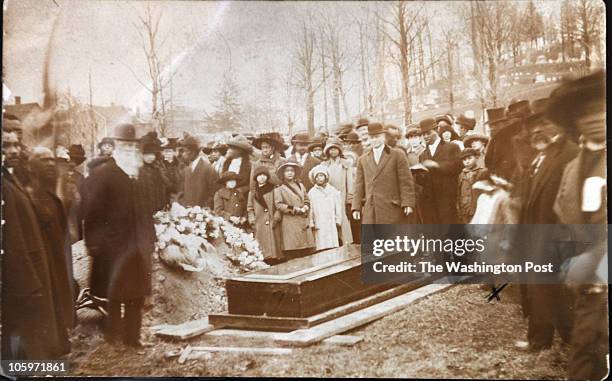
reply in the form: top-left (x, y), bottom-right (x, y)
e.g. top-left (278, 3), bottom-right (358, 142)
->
top-left (417, 118), bottom-right (462, 224)
top-left (83, 123), bottom-right (156, 347)
top-left (352, 122), bottom-right (416, 224)
top-left (514, 105), bottom-right (579, 352)
top-left (1, 129), bottom-right (66, 360)
top-left (178, 135), bottom-right (219, 208)
top-left (549, 70), bottom-right (608, 381)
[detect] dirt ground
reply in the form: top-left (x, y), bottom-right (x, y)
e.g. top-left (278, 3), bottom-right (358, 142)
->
top-left (66, 278), bottom-right (569, 378)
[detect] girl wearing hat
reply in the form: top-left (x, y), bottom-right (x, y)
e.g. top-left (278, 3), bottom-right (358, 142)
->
top-left (246, 166), bottom-right (283, 264)
top-left (273, 160), bottom-right (315, 259)
top-left (307, 165), bottom-right (343, 251)
top-left (438, 124), bottom-right (463, 150)
top-left (214, 172), bottom-right (247, 226)
top-left (250, 132), bottom-right (288, 190)
top-left (320, 139), bottom-right (354, 245)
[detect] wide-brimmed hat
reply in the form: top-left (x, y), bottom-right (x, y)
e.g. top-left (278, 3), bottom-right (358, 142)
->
top-left (141, 136), bottom-right (162, 154)
top-left (546, 70), bottom-right (605, 141)
top-left (253, 132), bottom-right (288, 151)
top-left (419, 118), bottom-right (437, 133)
top-left (459, 148), bottom-right (481, 160)
top-left (343, 131), bottom-right (361, 143)
top-left (309, 164), bottom-right (329, 184)
top-left (456, 114), bottom-right (476, 130)
top-left (253, 165), bottom-right (271, 180)
top-left (276, 159), bottom-right (302, 179)
top-left (111, 123), bottom-right (139, 142)
top-left (217, 171), bottom-right (242, 185)
top-left (463, 134), bottom-right (489, 148)
top-left (367, 122), bottom-right (385, 136)
top-left (227, 135), bottom-right (253, 154)
top-left (438, 125), bottom-right (459, 141)
top-left (68, 144), bottom-right (86, 165)
top-left (507, 100), bottom-right (531, 118)
top-left (435, 114), bottom-right (453, 126)
top-left (355, 117), bottom-right (369, 129)
top-left (485, 107), bottom-right (506, 125)
top-left (323, 138), bottom-right (344, 156)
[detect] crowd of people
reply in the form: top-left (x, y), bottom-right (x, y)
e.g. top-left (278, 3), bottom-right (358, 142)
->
top-left (1, 70), bottom-right (607, 380)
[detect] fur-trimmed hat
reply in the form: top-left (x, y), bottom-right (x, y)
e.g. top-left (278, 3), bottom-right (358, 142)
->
top-left (217, 171), bottom-right (242, 185)
top-left (308, 164), bottom-right (329, 184)
top-left (463, 134), bottom-right (489, 148)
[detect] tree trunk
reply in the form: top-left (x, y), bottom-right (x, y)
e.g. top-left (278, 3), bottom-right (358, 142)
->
top-left (320, 32), bottom-right (329, 129)
top-left (307, 88), bottom-right (315, 136)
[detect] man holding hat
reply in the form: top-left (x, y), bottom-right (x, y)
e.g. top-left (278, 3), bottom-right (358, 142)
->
top-left (418, 117), bottom-right (462, 224)
top-left (178, 134), bottom-right (219, 208)
top-left (352, 122), bottom-right (416, 224)
top-left (549, 70), bottom-right (608, 381)
top-left (83, 123), bottom-right (155, 348)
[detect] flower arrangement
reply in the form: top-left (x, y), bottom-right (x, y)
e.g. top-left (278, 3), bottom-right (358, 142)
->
top-left (154, 203), bottom-right (268, 272)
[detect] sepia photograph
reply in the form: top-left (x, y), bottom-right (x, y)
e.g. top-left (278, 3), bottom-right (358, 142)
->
top-left (1, 0), bottom-right (607, 379)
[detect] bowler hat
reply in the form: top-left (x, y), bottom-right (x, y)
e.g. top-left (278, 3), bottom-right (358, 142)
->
top-left (367, 122), bottom-right (385, 135)
top-left (419, 118), bottom-right (437, 133)
top-left (485, 107), bottom-right (506, 124)
top-left (463, 134), bottom-right (489, 148)
top-left (68, 144), bottom-right (86, 165)
top-left (507, 100), bottom-right (531, 118)
top-left (217, 171), bottom-right (242, 185)
top-left (276, 159), bottom-right (302, 179)
top-left (459, 148), bottom-right (481, 160)
top-left (355, 117), bottom-right (369, 129)
top-left (253, 132), bottom-right (288, 151)
top-left (292, 133), bottom-right (312, 145)
top-left (343, 132), bottom-right (361, 143)
top-left (227, 135), bottom-right (253, 154)
top-left (456, 114), bottom-right (476, 130)
top-left (112, 123), bottom-right (138, 141)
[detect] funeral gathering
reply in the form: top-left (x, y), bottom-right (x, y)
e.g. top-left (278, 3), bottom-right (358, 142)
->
top-left (1, 1), bottom-right (607, 379)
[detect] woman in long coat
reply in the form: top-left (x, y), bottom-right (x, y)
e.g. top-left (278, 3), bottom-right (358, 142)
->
top-left (320, 139), bottom-right (353, 245)
top-left (274, 161), bottom-right (315, 259)
top-left (247, 166), bottom-right (283, 264)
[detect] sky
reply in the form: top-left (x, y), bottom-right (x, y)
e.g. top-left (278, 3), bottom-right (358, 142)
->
top-left (3, 0), bottom-right (562, 127)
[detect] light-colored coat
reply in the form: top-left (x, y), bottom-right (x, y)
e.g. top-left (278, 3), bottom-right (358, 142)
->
top-left (352, 146), bottom-right (417, 224)
top-left (308, 184), bottom-right (342, 251)
top-left (274, 182), bottom-right (315, 251)
top-left (321, 158), bottom-right (354, 244)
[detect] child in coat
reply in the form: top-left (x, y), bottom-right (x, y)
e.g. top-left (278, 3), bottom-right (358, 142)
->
top-left (274, 160), bottom-right (315, 260)
top-left (247, 166), bottom-right (283, 265)
top-left (457, 148), bottom-right (489, 223)
top-left (307, 165), bottom-right (343, 251)
top-left (214, 172), bottom-right (247, 225)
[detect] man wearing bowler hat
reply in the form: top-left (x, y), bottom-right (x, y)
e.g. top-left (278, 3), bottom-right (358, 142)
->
top-left (352, 122), bottom-right (416, 224)
top-left (83, 123), bottom-right (155, 348)
top-left (354, 117), bottom-right (370, 149)
top-left (417, 117), bottom-right (462, 224)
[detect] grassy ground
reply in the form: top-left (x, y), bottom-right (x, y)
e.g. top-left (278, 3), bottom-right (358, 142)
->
top-left (66, 284), bottom-right (569, 378)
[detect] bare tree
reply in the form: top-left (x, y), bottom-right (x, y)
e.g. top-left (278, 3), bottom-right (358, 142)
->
top-left (319, 30), bottom-right (330, 129)
top-left (380, 1), bottom-right (427, 125)
top-left (575, 0), bottom-right (605, 70)
top-left (560, 0), bottom-right (577, 62)
top-left (441, 26), bottom-right (458, 112)
top-left (292, 17), bottom-right (320, 136)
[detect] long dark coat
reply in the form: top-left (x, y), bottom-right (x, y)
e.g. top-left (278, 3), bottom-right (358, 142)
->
top-left (351, 146), bottom-right (417, 224)
top-left (83, 159), bottom-right (156, 301)
top-left (247, 184), bottom-right (283, 261)
top-left (160, 158), bottom-right (182, 203)
top-left (274, 181), bottom-right (315, 251)
top-left (1, 170), bottom-right (67, 360)
top-left (138, 161), bottom-right (170, 214)
top-left (27, 186), bottom-right (77, 331)
top-left (418, 140), bottom-right (462, 224)
top-left (179, 157), bottom-right (219, 208)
